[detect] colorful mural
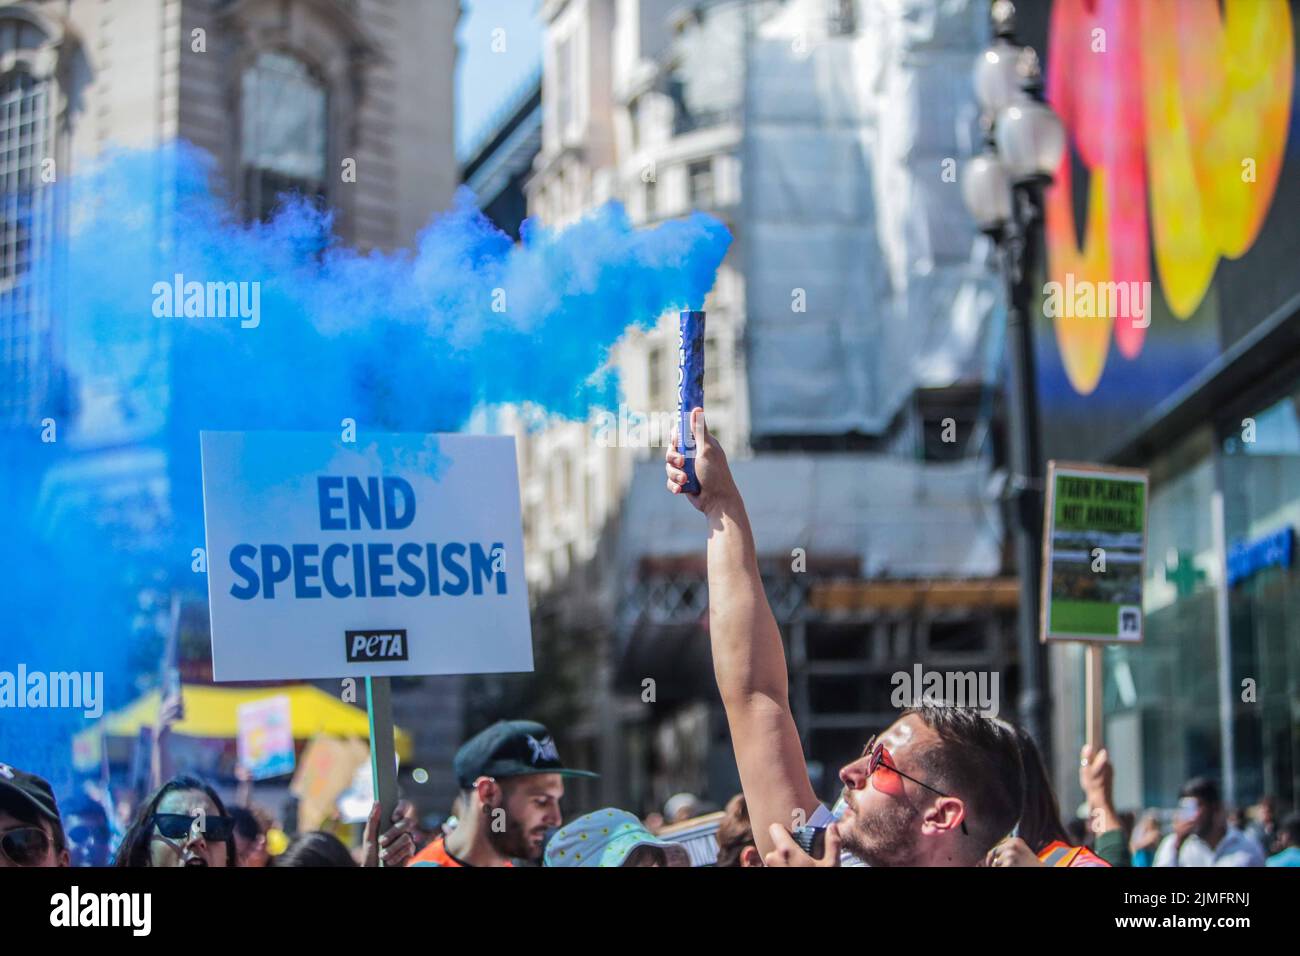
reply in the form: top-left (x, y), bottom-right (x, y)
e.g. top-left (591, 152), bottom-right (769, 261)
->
top-left (1042, 0), bottom-right (1294, 397)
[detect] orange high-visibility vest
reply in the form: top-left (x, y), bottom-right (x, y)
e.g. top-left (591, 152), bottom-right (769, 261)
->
top-left (1038, 840), bottom-right (1109, 867)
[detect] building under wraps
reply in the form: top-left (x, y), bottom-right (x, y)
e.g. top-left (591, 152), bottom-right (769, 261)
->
top-left (495, 0), bottom-right (1018, 815)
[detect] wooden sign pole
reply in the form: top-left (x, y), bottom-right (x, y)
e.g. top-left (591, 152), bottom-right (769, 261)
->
top-left (1085, 645), bottom-right (1104, 753)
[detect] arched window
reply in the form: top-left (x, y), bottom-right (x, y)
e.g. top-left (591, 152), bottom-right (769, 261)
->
top-left (241, 50), bottom-right (328, 221)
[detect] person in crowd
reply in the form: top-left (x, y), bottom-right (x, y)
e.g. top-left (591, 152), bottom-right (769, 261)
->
top-left (1075, 743), bottom-right (1131, 865)
top-left (115, 774), bottom-right (414, 867)
top-left (0, 763), bottom-right (69, 867)
top-left (273, 800), bottom-right (416, 868)
top-left (1129, 811), bottom-right (1162, 867)
top-left (642, 810), bottom-right (666, 834)
top-left (374, 799), bottom-right (420, 866)
top-left (984, 729), bottom-right (1109, 867)
top-left (543, 808), bottom-right (690, 867)
top-left (714, 793), bottom-right (762, 867)
top-left (274, 831), bottom-right (358, 867)
top-left (665, 409), bottom-right (1024, 867)
top-left (114, 793), bottom-right (138, 840)
top-left (1117, 810), bottom-right (1137, 849)
top-left (664, 792), bottom-right (702, 824)
top-left (1246, 795), bottom-right (1276, 854)
top-left (408, 719), bottom-right (596, 867)
top-left (1153, 777), bottom-right (1265, 866)
top-left (1265, 812), bottom-right (1300, 867)
top-left (230, 805), bottom-right (270, 867)
top-left (62, 791), bottom-right (113, 867)
top-left (114, 774), bottom-right (235, 867)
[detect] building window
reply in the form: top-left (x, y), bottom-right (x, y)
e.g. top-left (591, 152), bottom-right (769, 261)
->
top-left (0, 42), bottom-right (55, 425)
top-left (241, 51), bottom-right (328, 222)
top-left (648, 346), bottom-right (663, 408)
top-left (688, 159), bottom-right (713, 209)
top-left (704, 335), bottom-right (718, 388)
top-left (555, 34), bottom-right (574, 140)
top-left (1221, 385), bottom-right (1300, 806)
top-left (829, 0), bottom-right (856, 36)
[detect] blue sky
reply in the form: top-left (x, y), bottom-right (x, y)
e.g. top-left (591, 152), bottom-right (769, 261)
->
top-left (456, 0), bottom-right (543, 159)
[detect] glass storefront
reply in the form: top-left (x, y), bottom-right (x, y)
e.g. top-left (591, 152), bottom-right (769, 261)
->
top-left (1081, 388), bottom-right (1300, 815)
top-left (1096, 430), bottom-right (1223, 810)
top-left (1221, 384), bottom-right (1300, 807)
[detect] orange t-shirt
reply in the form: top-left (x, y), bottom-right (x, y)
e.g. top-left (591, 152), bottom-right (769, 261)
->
top-left (407, 837), bottom-right (514, 867)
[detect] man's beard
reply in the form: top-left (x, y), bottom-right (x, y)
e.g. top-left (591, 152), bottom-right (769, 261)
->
top-left (486, 809), bottom-right (541, 861)
top-left (840, 798), bottom-right (921, 867)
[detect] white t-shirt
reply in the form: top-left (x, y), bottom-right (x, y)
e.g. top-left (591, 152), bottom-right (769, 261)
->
top-left (1153, 827), bottom-right (1266, 867)
top-left (809, 803), bottom-right (869, 866)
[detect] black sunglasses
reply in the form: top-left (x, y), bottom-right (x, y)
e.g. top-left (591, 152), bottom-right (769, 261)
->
top-left (1, 826), bottom-right (52, 866)
top-left (862, 735), bottom-right (970, 836)
top-left (152, 812), bottom-right (234, 842)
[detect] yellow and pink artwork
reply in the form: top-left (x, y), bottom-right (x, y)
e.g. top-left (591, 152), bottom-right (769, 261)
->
top-left (1043, 0), bottom-right (1294, 396)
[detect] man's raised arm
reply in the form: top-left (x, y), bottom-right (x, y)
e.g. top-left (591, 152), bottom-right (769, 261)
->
top-left (666, 408), bottom-right (819, 856)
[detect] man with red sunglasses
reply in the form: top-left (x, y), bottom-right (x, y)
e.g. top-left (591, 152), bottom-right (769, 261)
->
top-left (667, 410), bottom-right (1024, 867)
top-left (0, 763), bottom-right (69, 867)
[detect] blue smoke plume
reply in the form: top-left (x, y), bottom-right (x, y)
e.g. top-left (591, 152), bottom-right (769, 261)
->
top-left (0, 141), bottom-right (731, 791)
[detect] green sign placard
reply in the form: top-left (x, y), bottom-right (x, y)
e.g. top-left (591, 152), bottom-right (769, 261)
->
top-left (1041, 462), bottom-right (1149, 643)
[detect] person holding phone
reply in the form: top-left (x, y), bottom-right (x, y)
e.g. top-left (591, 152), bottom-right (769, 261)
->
top-left (1153, 777), bottom-right (1265, 867)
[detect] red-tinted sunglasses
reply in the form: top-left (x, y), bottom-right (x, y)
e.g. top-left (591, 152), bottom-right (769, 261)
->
top-left (862, 735), bottom-right (969, 836)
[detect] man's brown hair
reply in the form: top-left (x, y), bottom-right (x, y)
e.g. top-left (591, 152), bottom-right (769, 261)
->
top-left (901, 704), bottom-right (1025, 857)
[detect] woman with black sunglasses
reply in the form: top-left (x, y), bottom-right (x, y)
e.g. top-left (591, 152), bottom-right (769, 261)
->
top-left (113, 775), bottom-right (236, 867)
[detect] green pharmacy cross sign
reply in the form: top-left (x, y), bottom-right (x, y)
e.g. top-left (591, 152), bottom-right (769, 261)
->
top-left (1164, 549), bottom-right (1207, 598)
top-left (1041, 462), bottom-right (1150, 643)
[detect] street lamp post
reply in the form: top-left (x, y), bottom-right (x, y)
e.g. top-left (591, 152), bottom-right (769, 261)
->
top-left (962, 1), bottom-right (1065, 762)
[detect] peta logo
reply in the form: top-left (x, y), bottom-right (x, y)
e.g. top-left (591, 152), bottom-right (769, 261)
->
top-left (344, 629), bottom-right (409, 663)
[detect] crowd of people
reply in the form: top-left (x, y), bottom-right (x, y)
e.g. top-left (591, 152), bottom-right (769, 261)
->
top-left (3, 716), bottom-right (1296, 869)
top-left (2, 409), bottom-right (1296, 869)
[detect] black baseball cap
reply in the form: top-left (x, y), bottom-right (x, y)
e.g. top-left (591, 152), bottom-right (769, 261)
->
top-left (0, 762), bottom-right (62, 827)
top-left (454, 720), bottom-right (597, 789)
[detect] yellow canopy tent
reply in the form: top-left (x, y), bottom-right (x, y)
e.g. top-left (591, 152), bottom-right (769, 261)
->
top-left (86, 682), bottom-right (412, 761)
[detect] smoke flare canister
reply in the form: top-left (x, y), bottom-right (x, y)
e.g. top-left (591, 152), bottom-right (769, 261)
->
top-left (676, 310), bottom-right (705, 494)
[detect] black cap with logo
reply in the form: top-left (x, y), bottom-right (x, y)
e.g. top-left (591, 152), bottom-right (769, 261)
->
top-left (453, 720), bottom-right (597, 790)
top-left (0, 762), bottom-right (62, 827)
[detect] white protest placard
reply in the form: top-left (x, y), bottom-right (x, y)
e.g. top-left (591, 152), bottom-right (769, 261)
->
top-left (200, 432), bottom-right (533, 682)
